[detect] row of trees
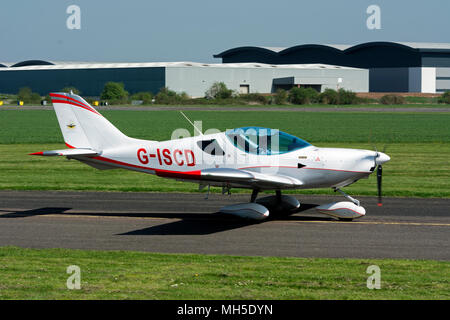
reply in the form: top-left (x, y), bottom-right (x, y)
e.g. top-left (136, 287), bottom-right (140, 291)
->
top-left (98, 82), bottom-right (450, 105)
top-left (203, 83), bottom-right (362, 105)
top-left (200, 82), bottom-right (357, 105)
top-left (6, 82), bottom-right (450, 106)
top-left (3, 82), bottom-right (365, 106)
top-left (67, 82), bottom-right (190, 105)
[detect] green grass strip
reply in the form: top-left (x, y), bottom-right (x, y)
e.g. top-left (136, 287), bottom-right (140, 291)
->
top-left (0, 246), bottom-right (448, 300)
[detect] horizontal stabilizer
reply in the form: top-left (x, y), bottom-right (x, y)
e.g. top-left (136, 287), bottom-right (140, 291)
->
top-left (29, 148), bottom-right (98, 157)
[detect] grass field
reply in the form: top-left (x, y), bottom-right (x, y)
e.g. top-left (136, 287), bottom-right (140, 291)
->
top-left (1, 109), bottom-right (449, 144)
top-left (2, 102), bottom-right (450, 108)
top-left (0, 109), bottom-right (449, 300)
top-left (0, 247), bottom-right (448, 300)
top-left (0, 109), bottom-right (449, 197)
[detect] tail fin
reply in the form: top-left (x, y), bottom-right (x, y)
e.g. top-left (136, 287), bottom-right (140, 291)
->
top-left (49, 92), bottom-right (130, 150)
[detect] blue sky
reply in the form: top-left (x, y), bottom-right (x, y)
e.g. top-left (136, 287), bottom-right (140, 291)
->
top-left (0, 0), bottom-right (449, 63)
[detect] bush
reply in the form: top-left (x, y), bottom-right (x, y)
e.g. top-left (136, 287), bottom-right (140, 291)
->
top-left (100, 82), bottom-right (129, 104)
top-left (155, 87), bottom-right (177, 104)
top-left (154, 87), bottom-right (190, 104)
top-left (337, 88), bottom-right (358, 105)
top-left (130, 92), bottom-right (153, 104)
top-left (60, 87), bottom-right (81, 95)
top-left (44, 94), bottom-right (52, 104)
top-left (17, 87), bottom-right (32, 101)
top-left (273, 89), bottom-right (288, 105)
top-left (288, 87), bottom-right (319, 104)
top-left (205, 82), bottom-right (233, 99)
top-left (438, 91), bottom-right (450, 104)
top-left (319, 89), bottom-right (339, 105)
top-left (178, 92), bottom-right (190, 101)
top-left (380, 94), bottom-right (405, 105)
top-left (17, 87), bottom-right (41, 104)
top-left (239, 93), bottom-right (269, 105)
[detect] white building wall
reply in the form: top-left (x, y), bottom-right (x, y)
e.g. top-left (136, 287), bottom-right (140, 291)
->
top-left (421, 67), bottom-right (436, 93)
top-left (408, 67), bottom-right (436, 93)
top-left (165, 65), bottom-right (369, 97)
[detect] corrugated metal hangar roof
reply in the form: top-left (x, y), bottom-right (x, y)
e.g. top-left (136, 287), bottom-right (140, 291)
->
top-left (214, 41), bottom-right (450, 69)
top-left (0, 61), bottom-right (360, 71)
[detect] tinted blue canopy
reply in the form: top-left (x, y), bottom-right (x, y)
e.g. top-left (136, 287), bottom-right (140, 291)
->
top-left (226, 127), bottom-right (311, 155)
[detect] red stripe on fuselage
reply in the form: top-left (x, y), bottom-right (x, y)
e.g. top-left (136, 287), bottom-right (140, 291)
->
top-left (92, 156), bottom-right (201, 180)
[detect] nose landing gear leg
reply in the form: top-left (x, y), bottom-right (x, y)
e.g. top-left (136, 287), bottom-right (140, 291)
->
top-left (333, 187), bottom-right (360, 207)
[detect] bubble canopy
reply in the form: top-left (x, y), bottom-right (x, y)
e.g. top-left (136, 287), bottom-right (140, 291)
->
top-left (225, 127), bottom-right (312, 155)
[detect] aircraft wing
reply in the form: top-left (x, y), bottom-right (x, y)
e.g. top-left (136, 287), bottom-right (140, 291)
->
top-left (29, 148), bottom-right (98, 157)
top-left (199, 167), bottom-right (303, 189)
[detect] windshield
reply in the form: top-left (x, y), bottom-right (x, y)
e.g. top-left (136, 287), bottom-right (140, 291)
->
top-left (225, 127), bottom-right (311, 155)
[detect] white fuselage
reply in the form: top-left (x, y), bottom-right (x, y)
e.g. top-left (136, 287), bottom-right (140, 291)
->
top-left (86, 132), bottom-right (382, 190)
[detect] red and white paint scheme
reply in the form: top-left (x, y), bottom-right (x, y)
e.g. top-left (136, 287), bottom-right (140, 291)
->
top-left (316, 202), bottom-right (366, 219)
top-left (30, 92), bottom-right (390, 221)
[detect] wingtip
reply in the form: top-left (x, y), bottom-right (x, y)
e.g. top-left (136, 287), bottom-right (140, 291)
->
top-left (29, 151), bottom-right (44, 156)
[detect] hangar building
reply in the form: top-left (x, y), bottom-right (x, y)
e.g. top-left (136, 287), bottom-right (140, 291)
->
top-left (214, 42), bottom-right (450, 93)
top-left (0, 61), bottom-right (368, 97)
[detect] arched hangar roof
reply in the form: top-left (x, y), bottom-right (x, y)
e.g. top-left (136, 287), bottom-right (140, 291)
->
top-left (214, 41), bottom-right (450, 68)
top-left (10, 60), bottom-right (55, 67)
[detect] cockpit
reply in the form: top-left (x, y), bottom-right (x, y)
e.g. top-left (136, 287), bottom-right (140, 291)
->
top-left (225, 127), bottom-right (312, 155)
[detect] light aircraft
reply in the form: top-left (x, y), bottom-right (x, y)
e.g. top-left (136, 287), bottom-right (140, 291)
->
top-left (30, 92), bottom-right (390, 221)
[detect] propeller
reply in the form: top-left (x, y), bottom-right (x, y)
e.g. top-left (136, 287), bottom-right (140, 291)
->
top-left (376, 162), bottom-right (383, 206)
top-left (373, 145), bottom-right (387, 207)
top-left (369, 130), bottom-right (392, 207)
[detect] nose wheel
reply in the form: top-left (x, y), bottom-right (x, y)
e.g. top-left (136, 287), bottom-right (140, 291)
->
top-left (315, 188), bottom-right (366, 221)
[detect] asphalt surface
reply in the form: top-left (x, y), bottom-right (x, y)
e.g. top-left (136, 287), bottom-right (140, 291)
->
top-left (0, 191), bottom-right (449, 260)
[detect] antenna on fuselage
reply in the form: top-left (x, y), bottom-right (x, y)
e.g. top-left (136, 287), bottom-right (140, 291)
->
top-left (180, 111), bottom-right (203, 136)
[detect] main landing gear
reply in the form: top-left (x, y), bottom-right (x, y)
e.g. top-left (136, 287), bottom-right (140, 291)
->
top-left (219, 189), bottom-right (300, 220)
top-left (218, 187), bottom-right (366, 222)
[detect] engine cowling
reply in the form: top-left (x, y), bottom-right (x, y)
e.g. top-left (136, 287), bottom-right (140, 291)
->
top-left (315, 201), bottom-right (366, 219)
top-left (220, 203), bottom-right (269, 220)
